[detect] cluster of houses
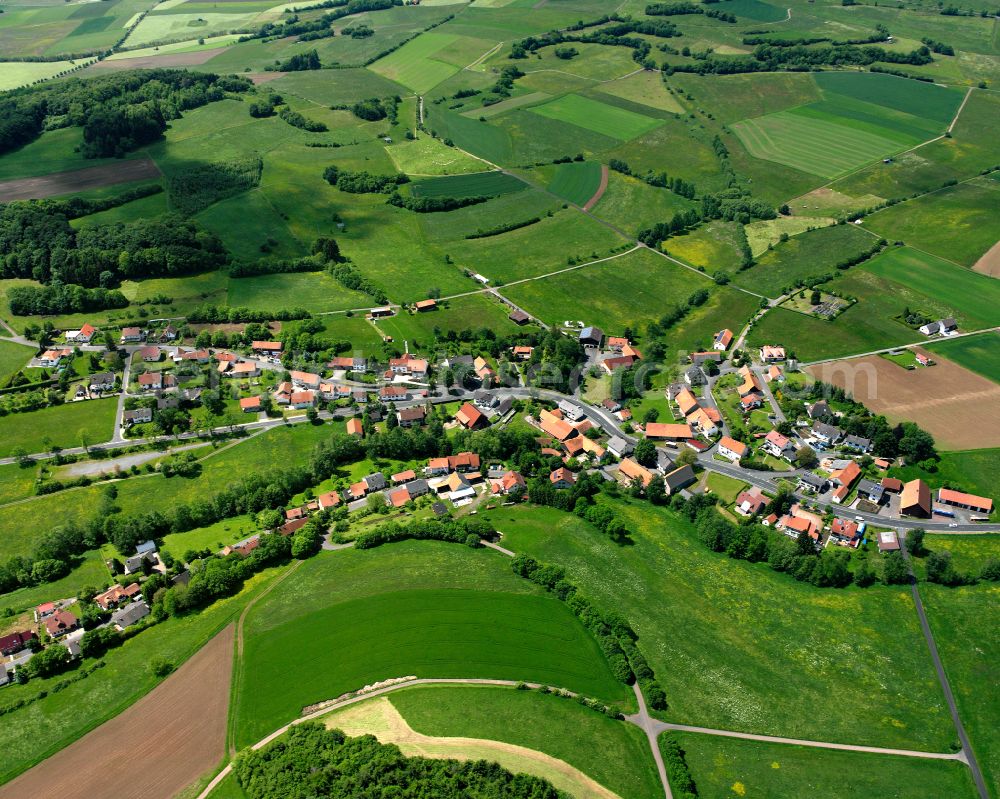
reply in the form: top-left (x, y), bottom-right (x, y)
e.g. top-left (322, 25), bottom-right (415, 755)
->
top-left (0, 541), bottom-right (165, 683)
top-left (731, 485), bottom-right (867, 548)
top-left (656, 385), bottom-right (720, 441)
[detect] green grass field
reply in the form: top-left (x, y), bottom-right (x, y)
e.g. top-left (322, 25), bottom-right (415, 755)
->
top-left (545, 160), bottom-right (603, 206)
top-left (369, 32), bottom-right (464, 93)
top-left (0, 399), bottom-right (117, 460)
top-left (735, 223), bottom-right (876, 297)
top-left (409, 170), bottom-right (526, 198)
top-left (862, 245), bottom-right (1000, 328)
top-left (731, 108), bottom-right (913, 179)
top-left (390, 685), bottom-right (663, 799)
top-left (226, 271), bottom-right (373, 314)
top-left (921, 583), bottom-right (1000, 799)
top-left (748, 247), bottom-right (1000, 361)
top-left (814, 71), bottom-right (964, 125)
top-left (0, 339), bottom-right (32, 383)
top-left (488, 502), bottom-right (955, 750)
top-left (675, 732), bottom-right (977, 799)
top-left (0, 423), bottom-right (334, 563)
top-left (503, 247), bottom-right (710, 333)
top-left (529, 94), bottom-right (663, 141)
top-left (590, 171), bottom-right (698, 235)
top-left (595, 70), bottom-right (685, 114)
top-left (664, 220), bottom-right (749, 273)
top-left (926, 332), bottom-right (1000, 385)
top-left (374, 294), bottom-right (521, 351)
top-left (865, 178), bottom-right (1000, 267)
top-left (233, 542), bottom-right (630, 747)
top-left (833, 89), bottom-right (1000, 202)
top-left (890, 448), bottom-right (1000, 501)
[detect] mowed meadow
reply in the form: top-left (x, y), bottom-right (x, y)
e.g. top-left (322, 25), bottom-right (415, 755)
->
top-left (233, 542), bottom-right (631, 747)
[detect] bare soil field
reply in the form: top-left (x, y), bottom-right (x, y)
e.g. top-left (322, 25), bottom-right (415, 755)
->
top-left (972, 239), bottom-right (1000, 277)
top-left (0, 625), bottom-right (234, 799)
top-left (0, 159), bottom-right (161, 202)
top-left (248, 72), bottom-right (286, 85)
top-left (807, 351), bottom-right (1000, 450)
top-left (88, 49), bottom-right (232, 71)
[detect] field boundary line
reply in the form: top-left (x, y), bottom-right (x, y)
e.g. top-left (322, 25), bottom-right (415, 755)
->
top-left (658, 721), bottom-right (966, 762)
top-left (464, 41), bottom-right (503, 71)
top-left (798, 325), bottom-right (1000, 366)
top-left (227, 559), bottom-right (305, 756)
top-left (948, 87), bottom-right (974, 134)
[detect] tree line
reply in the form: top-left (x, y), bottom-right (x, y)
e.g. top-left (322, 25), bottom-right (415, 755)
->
top-left (233, 722), bottom-right (564, 798)
top-left (0, 70), bottom-right (251, 158)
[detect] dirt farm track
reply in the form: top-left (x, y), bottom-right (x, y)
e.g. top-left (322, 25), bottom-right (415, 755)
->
top-left (0, 625), bottom-right (233, 799)
top-left (807, 351), bottom-right (1000, 450)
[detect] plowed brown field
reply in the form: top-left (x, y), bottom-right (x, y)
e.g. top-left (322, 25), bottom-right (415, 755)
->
top-left (807, 351), bottom-right (1000, 450)
top-left (0, 625), bottom-right (234, 799)
top-left (0, 159), bottom-right (160, 201)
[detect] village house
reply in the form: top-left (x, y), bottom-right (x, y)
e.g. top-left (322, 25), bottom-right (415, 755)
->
top-left (89, 372), bottom-right (116, 393)
top-left (602, 397), bottom-right (622, 413)
top-left (690, 351), bottom-right (723, 366)
top-left (122, 407), bottom-right (153, 427)
top-left (120, 326), bottom-right (144, 343)
top-left (251, 341), bottom-right (282, 356)
top-left (290, 370), bottom-right (321, 389)
top-left (602, 355), bottom-right (637, 374)
top-left (843, 434), bottom-right (872, 453)
top-left (688, 407), bottom-right (719, 438)
top-left (919, 317), bottom-right (957, 336)
top-left (328, 356), bottom-right (368, 372)
top-left (900, 479), bottom-right (932, 518)
top-left (389, 354), bottom-right (429, 377)
top-left (877, 530), bottom-right (900, 552)
top-left (65, 323), bottom-right (97, 344)
top-left (318, 490), bottom-right (342, 510)
top-left (579, 326), bottom-right (604, 348)
top-left (289, 390), bottom-right (316, 409)
top-left (346, 418), bottom-right (364, 437)
top-left (737, 366), bottom-right (762, 398)
top-left (830, 460), bottom-right (861, 490)
top-left (380, 385), bottom-right (410, 402)
top-left (712, 329), bottom-right (733, 351)
top-left (645, 422), bottom-right (693, 442)
top-left (830, 518), bottom-right (862, 547)
top-left (936, 488), bottom-right (993, 515)
top-left (414, 299), bottom-right (437, 312)
top-left (112, 601), bottom-right (150, 631)
top-left (777, 513), bottom-right (820, 543)
top-left (491, 470), bottom-right (526, 497)
top-left (811, 422), bottom-right (843, 446)
top-left (38, 348), bottom-right (73, 368)
top-left (176, 349), bottom-right (211, 364)
top-left (762, 430), bottom-right (795, 460)
top-left (158, 324), bottom-right (178, 342)
top-left (808, 400), bottom-right (831, 420)
top-left (0, 630), bottom-right (36, 656)
top-left (717, 436), bottom-right (748, 463)
top-left (539, 409), bottom-right (577, 442)
top-left (766, 365), bottom-right (784, 383)
top-left (684, 366), bottom-right (706, 387)
top-left (606, 436), bottom-right (633, 459)
top-left (511, 345), bottom-right (534, 361)
top-left (550, 467), bottom-right (576, 489)
top-left (663, 465), bottom-right (696, 495)
top-left (240, 396), bottom-right (263, 414)
top-left (797, 472), bottom-right (827, 494)
top-left (139, 346), bottom-right (162, 362)
top-left (618, 458), bottom-right (653, 488)
top-left (856, 479), bottom-right (884, 504)
top-left (759, 345), bottom-right (786, 363)
top-left (44, 610), bottom-right (78, 638)
top-left (734, 487), bottom-right (768, 517)
top-left (397, 406), bottom-right (427, 427)
top-left (881, 477), bottom-right (904, 493)
top-left (94, 583), bottom-right (142, 611)
top-left (455, 402), bottom-right (488, 430)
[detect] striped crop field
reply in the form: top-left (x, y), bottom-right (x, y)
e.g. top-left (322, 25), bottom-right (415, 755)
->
top-left (730, 108), bottom-right (912, 179)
